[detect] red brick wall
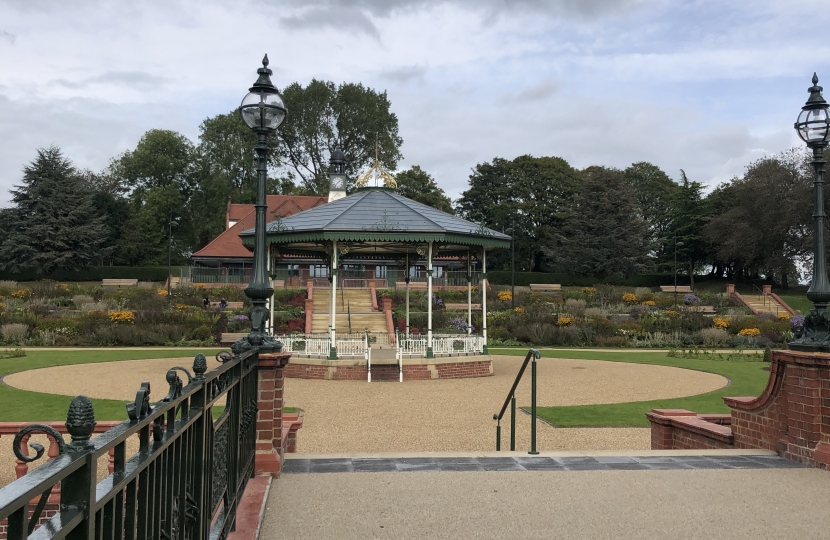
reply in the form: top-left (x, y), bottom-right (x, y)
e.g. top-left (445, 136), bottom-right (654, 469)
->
top-left (724, 350), bottom-right (830, 469)
top-left (647, 410), bottom-right (734, 451)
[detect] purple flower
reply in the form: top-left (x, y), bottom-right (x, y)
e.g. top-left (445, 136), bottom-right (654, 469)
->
top-left (683, 294), bottom-right (701, 305)
top-left (232, 314), bottom-right (249, 321)
top-left (449, 318), bottom-right (473, 333)
top-left (791, 315), bottom-right (805, 327)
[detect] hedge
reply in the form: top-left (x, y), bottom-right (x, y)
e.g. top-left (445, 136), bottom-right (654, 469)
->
top-left (485, 271), bottom-right (726, 288)
top-left (0, 266), bottom-right (187, 282)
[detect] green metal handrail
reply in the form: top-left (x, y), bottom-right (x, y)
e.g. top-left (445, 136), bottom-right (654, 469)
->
top-left (493, 348), bottom-right (540, 454)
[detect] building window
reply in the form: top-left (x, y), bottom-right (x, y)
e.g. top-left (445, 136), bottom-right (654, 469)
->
top-left (375, 265), bottom-right (387, 279)
top-left (310, 265), bottom-right (329, 278)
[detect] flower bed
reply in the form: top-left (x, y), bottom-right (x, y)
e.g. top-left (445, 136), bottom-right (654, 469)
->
top-left (0, 280), bottom-right (306, 347)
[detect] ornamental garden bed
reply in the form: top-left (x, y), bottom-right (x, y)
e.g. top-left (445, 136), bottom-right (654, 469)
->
top-left (0, 280), bottom-right (306, 347)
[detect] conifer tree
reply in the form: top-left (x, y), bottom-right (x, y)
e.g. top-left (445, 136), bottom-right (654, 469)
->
top-left (0, 147), bottom-right (107, 273)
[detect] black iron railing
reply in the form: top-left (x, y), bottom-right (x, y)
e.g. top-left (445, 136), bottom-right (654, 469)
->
top-left (493, 348), bottom-right (540, 454)
top-left (0, 349), bottom-right (260, 539)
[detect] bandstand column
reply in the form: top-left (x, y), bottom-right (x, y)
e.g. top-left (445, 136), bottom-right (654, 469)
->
top-left (328, 240), bottom-right (338, 359)
top-left (482, 247), bottom-right (488, 354)
top-left (467, 250), bottom-right (472, 335)
top-left (405, 253), bottom-right (411, 338)
top-left (427, 241), bottom-right (434, 358)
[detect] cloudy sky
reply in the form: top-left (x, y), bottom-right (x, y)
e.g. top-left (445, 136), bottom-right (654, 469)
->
top-left (1, 0), bottom-right (829, 207)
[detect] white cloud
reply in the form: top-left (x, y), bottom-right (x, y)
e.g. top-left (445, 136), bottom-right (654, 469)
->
top-left (0, 0), bottom-right (829, 207)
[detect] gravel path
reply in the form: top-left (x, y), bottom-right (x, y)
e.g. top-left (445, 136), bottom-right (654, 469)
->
top-left (3, 355), bottom-right (726, 457)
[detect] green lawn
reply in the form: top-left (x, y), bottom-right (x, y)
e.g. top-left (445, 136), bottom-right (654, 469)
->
top-left (776, 294), bottom-right (811, 314)
top-left (0, 349), bottom-right (296, 422)
top-left (489, 348), bottom-right (770, 428)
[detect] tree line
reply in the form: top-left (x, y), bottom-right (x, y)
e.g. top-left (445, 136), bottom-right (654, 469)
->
top-left (0, 76), bottom-right (824, 287)
top-left (457, 149), bottom-right (829, 287)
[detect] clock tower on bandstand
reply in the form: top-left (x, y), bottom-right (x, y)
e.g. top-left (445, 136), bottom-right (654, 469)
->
top-left (328, 148), bottom-right (348, 202)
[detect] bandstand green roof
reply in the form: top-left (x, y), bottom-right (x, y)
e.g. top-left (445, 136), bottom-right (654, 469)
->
top-left (240, 187), bottom-right (510, 257)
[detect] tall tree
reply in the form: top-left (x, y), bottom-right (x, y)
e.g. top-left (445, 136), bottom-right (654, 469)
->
top-left (275, 79), bottom-right (403, 194)
top-left (394, 166), bottom-right (453, 213)
top-left (668, 170), bottom-right (709, 288)
top-left (704, 150), bottom-right (812, 286)
top-left (110, 130), bottom-right (196, 265)
top-left (623, 162), bottom-right (678, 260)
top-left (545, 166), bottom-right (651, 279)
top-left (0, 147), bottom-right (107, 273)
top-left (457, 155), bottom-right (579, 271)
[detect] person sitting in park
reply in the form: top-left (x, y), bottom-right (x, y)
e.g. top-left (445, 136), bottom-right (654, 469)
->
top-left (219, 297), bottom-right (228, 310)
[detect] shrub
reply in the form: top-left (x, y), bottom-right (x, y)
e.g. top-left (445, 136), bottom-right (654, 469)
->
top-left (622, 293), bottom-right (638, 304)
top-left (564, 299), bottom-right (586, 317)
top-left (10, 289), bottom-right (31, 300)
top-left (595, 336), bottom-right (629, 347)
top-left (1, 323), bottom-right (28, 344)
top-left (697, 328), bottom-right (730, 347)
top-left (791, 315), bottom-right (805, 328)
top-left (72, 294), bottom-right (94, 307)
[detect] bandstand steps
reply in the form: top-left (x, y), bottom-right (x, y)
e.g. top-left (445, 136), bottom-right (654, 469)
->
top-left (312, 289), bottom-right (375, 313)
top-left (311, 313), bottom-right (387, 334)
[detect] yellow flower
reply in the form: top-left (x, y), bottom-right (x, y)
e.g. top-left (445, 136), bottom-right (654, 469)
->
top-left (641, 300), bottom-right (655, 306)
top-left (778, 313), bottom-right (790, 320)
top-left (0, 302), bottom-right (5, 311)
top-left (556, 316), bottom-right (574, 326)
top-left (175, 303), bottom-right (190, 312)
top-left (664, 310), bottom-right (678, 318)
top-left (622, 293), bottom-right (638, 304)
top-left (582, 287), bottom-right (597, 295)
top-left (157, 289), bottom-right (169, 297)
top-left (713, 317), bottom-right (730, 329)
top-left (514, 307), bottom-right (526, 313)
top-left (10, 289), bottom-right (31, 299)
top-left (498, 291), bottom-right (513, 302)
top-left (738, 327), bottom-right (761, 337)
top-left (108, 310), bottom-right (136, 324)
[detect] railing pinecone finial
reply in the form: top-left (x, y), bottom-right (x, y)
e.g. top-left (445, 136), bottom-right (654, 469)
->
top-left (66, 395), bottom-right (96, 449)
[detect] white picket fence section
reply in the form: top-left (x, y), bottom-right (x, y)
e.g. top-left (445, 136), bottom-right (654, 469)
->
top-left (336, 338), bottom-right (368, 357)
top-left (398, 337), bottom-right (428, 356)
top-left (431, 334), bottom-right (486, 356)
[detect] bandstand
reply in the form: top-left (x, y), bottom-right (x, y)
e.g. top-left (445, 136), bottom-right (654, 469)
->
top-left (240, 152), bottom-right (510, 381)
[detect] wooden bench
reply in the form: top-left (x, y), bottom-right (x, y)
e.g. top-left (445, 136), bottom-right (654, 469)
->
top-left (395, 281), bottom-right (428, 290)
top-left (209, 301), bottom-right (245, 310)
top-left (220, 332), bottom-right (248, 344)
top-left (528, 284), bottom-right (561, 292)
top-left (686, 305), bottom-right (716, 314)
top-left (102, 279), bottom-right (138, 288)
top-left (660, 286), bottom-right (693, 293)
top-left (445, 303), bottom-right (482, 311)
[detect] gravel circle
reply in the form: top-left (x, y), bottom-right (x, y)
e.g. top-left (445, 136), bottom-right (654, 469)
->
top-left (2, 354), bottom-right (726, 459)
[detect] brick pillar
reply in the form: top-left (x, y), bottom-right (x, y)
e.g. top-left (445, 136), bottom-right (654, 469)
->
top-left (255, 351), bottom-right (291, 476)
top-left (726, 283), bottom-right (735, 294)
top-left (382, 297), bottom-right (394, 337)
top-left (304, 298), bottom-right (314, 335)
top-left (762, 284), bottom-right (772, 295)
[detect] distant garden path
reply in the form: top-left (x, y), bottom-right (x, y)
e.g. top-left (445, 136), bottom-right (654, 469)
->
top-left (5, 355), bottom-right (727, 452)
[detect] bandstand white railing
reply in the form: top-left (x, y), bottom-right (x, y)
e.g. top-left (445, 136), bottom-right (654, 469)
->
top-left (274, 334), bottom-right (331, 357)
top-left (432, 334), bottom-right (486, 356)
top-left (336, 337), bottom-right (368, 357)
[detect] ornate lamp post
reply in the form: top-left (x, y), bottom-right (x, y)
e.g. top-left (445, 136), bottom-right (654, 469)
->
top-left (233, 55), bottom-right (287, 354)
top-left (790, 73), bottom-right (830, 352)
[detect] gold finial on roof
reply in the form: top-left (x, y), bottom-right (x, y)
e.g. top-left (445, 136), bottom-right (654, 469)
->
top-left (355, 140), bottom-right (397, 189)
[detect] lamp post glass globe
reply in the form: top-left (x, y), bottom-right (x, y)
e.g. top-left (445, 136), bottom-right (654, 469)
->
top-left (796, 107), bottom-right (830, 145)
top-left (240, 91), bottom-right (286, 131)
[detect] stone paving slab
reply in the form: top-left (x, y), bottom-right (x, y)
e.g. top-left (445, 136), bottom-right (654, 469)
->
top-left (282, 454), bottom-right (801, 474)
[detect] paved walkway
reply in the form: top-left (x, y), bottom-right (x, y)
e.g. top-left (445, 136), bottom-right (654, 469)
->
top-left (263, 451), bottom-right (830, 540)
